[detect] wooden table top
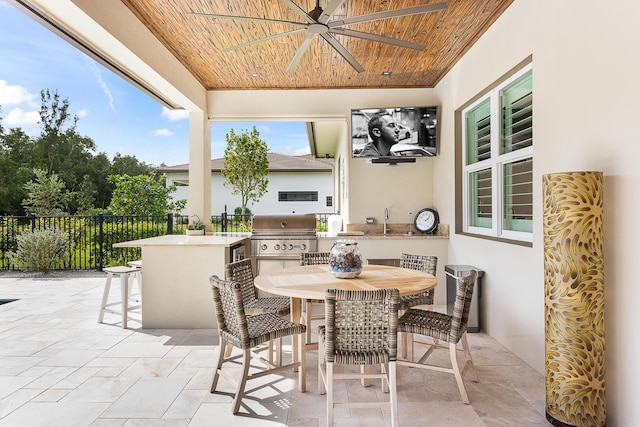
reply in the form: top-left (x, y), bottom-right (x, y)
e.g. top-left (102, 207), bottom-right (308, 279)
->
top-left (254, 264), bottom-right (437, 300)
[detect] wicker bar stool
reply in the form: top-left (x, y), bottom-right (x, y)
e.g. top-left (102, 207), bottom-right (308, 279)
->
top-left (398, 270), bottom-right (479, 404)
top-left (318, 288), bottom-right (399, 427)
top-left (209, 275), bottom-right (306, 414)
top-left (397, 253), bottom-right (437, 358)
top-left (299, 251), bottom-right (331, 347)
top-left (98, 266), bottom-right (141, 329)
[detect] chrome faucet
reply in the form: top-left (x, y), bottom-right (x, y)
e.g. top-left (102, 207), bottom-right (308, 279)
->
top-left (384, 208), bottom-right (389, 235)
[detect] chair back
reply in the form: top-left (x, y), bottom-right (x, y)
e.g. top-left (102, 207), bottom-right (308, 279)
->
top-left (210, 275), bottom-right (250, 348)
top-left (224, 258), bottom-right (257, 305)
top-left (449, 270), bottom-right (478, 343)
top-left (324, 288), bottom-right (399, 364)
top-left (300, 252), bottom-right (331, 265)
top-left (400, 253), bottom-right (437, 276)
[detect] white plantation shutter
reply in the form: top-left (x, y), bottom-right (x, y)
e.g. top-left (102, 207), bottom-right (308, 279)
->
top-left (462, 66), bottom-right (533, 242)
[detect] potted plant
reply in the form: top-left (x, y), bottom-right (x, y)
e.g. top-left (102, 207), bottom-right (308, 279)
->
top-left (186, 215), bottom-right (205, 235)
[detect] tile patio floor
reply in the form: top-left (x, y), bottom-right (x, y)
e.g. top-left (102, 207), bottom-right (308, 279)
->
top-left (0, 274), bottom-right (547, 426)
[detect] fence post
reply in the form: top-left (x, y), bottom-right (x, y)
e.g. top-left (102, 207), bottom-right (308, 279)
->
top-left (167, 213), bottom-right (173, 234)
top-left (221, 212), bottom-right (227, 232)
top-left (98, 213), bottom-right (104, 271)
top-left (30, 215), bottom-right (36, 231)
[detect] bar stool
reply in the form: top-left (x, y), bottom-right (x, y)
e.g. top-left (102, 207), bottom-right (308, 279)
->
top-left (98, 266), bottom-right (141, 328)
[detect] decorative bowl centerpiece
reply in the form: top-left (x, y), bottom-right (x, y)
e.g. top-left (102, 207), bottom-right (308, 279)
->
top-left (329, 239), bottom-right (362, 279)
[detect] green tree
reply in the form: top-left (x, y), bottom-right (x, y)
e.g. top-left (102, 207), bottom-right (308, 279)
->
top-left (0, 128), bottom-right (34, 214)
top-left (76, 174), bottom-right (97, 215)
top-left (111, 153), bottom-right (154, 176)
top-left (107, 172), bottom-right (186, 216)
top-left (21, 168), bottom-right (69, 216)
top-left (221, 127), bottom-right (269, 216)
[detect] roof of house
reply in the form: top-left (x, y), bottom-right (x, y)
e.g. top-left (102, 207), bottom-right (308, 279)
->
top-left (157, 153), bottom-right (333, 174)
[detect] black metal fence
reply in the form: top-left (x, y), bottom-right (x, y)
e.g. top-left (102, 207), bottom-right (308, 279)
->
top-left (1, 212), bottom-right (332, 271)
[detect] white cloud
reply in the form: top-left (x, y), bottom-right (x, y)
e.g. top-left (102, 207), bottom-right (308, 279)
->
top-left (4, 107), bottom-right (40, 126)
top-left (161, 107), bottom-right (189, 121)
top-left (155, 128), bottom-right (174, 137)
top-left (76, 108), bottom-right (89, 118)
top-left (0, 80), bottom-right (37, 107)
top-left (82, 55), bottom-right (116, 112)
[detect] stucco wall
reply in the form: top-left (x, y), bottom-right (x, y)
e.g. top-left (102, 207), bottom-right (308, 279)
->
top-left (434, 1), bottom-right (640, 425)
top-left (166, 171), bottom-right (334, 215)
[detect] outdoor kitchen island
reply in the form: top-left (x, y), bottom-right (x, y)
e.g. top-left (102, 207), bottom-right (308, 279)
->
top-left (113, 233), bottom-right (250, 328)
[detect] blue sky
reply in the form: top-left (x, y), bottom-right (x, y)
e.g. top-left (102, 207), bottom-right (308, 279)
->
top-left (0, 1), bottom-right (310, 166)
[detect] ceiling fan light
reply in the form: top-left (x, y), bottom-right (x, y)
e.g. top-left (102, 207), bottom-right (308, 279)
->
top-left (250, 73), bottom-right (260, 78)
top-left (382, 71), bottom-right (392, 76)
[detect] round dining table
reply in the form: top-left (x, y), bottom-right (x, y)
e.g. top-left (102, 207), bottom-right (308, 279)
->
top-left (254, 263), bottom-right (438, 382)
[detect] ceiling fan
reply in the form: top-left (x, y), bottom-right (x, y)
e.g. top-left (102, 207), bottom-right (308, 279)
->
top-left (191, 0), bottom-right (447, 73)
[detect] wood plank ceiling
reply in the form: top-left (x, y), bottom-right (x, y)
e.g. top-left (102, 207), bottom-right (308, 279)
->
top-left (121, 0), bottom-right (513, 90)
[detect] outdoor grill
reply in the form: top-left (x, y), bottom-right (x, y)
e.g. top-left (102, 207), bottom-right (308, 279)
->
top-left (251, 213), bottom-right (318, 275)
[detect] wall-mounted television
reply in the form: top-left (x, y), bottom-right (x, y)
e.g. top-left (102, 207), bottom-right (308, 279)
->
top-left (351, 106), bottom-right (438, 159)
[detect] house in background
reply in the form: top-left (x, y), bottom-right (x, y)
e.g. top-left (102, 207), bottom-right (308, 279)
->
top-left (157, 153), bottom-right (334, 216)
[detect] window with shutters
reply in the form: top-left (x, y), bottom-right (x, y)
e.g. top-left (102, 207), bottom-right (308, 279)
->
top-left (461, 66), bottom-right (532, 243)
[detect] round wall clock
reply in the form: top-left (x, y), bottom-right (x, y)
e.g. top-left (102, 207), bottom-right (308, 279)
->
top-left (414, 208), bottom-right (439, 234)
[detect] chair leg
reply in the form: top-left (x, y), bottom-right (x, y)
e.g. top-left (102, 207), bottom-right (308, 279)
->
top-left (98, 272), bottom-right (113, 323)
top-left (298, 331), bottom-right (306, 392)
top-left (361, 365), bottom-right (370, 387)
top-left (211, 337), bottom-right (227, 393)
top-left (381, 363), bottom-right (389, 393)
top-left (305, 300), bottom-right (313, 343)
top-left (449, 342), bottom-right (470, 404)
top-left (231, 349), bottom-right (251, 414)
top-left (327, 361), bottom-right (334, 426)
top-left (406, 332), bottom-right (415, 362)
top-left (389, 361), bottom-right (399, 427)
top-left (267, 340), bottom-right (274, 364)
top-left (462, 332), bottom-right (479, 382)
top-left (119, 273), bottom-right (129, 329)
top-left (318, 338), bottom-right (326, 395)
top-left (275, 338), bottom-right (282, 367)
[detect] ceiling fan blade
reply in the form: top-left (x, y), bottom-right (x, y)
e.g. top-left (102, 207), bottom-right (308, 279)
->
top-left (223, 28), bottom-right (307, 52)
top-left (320, 33), bottom-right (364, 73)
top-left (281, 0), bottom-right (316, 24)
top-left (189, 12), bottom-right (306, 28)
top-left (317, 0), bottom-right (346, 24)
top-left (328, 2), bottom-right (447, 27)
top-left (329, 27), bottom-right (425, 51)
top-left (287, 32), bottom-right (316, 72)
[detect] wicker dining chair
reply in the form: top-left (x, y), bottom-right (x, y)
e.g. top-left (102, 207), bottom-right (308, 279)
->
top-left (225, 258), bottom-right (290, 364)
top-left (225, 258), bottom-right (290, 316)
top-left (209, 275), bottom-right (306, 414)
top-left (299, 251), bottom-right (331, 346)
top-left (398, 270), bottom-right (479, 404)
top-left (318, 288), bottom-right (399, 427)
top-left (397, 253), bottom-right (438, 358)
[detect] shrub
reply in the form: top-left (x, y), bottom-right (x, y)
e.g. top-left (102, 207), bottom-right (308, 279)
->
top-left (8, 228), bottom-right (71, 273)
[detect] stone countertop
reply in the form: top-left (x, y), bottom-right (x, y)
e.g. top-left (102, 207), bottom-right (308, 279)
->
top-left (317, 232), bottom-right (448, 240)
top-left (113, 233), bottom-right (250, 248)
top-left (318, 223), bottom-right (449, 240)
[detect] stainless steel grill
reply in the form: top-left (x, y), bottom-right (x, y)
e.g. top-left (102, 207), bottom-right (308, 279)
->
top-left (251, 213), bottom-right (318, 275)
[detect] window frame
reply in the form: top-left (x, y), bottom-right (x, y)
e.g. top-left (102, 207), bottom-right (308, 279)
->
top-left (460, 63), bottom-right (533, 244)
top-left (277, 191), bottom-right (319, 202)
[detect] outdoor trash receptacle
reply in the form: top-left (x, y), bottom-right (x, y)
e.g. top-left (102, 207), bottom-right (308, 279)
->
top-left (445, 265), bottom-right (484, 333)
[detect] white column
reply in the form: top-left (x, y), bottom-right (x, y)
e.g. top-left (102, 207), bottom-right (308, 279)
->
top-left (188, 111), bottom-right (211, 230)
